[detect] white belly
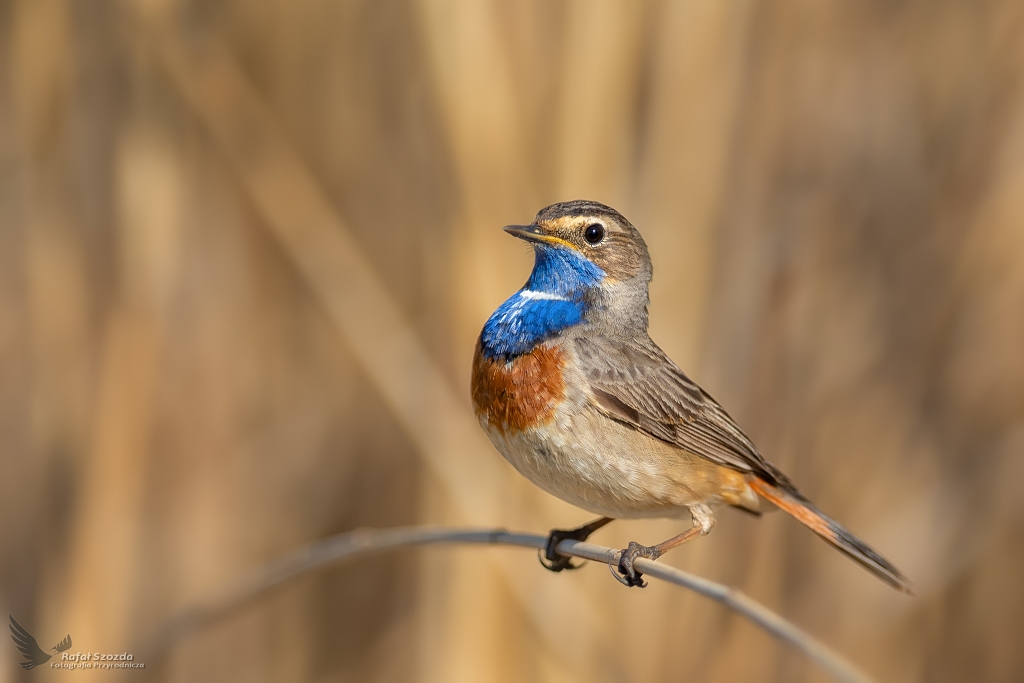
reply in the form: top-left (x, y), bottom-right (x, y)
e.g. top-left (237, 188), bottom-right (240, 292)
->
top-left (480, 403), bottom-right (713, 519)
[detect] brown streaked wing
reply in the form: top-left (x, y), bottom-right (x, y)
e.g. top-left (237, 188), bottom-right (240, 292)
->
top-left (573, 335), bottom-right (794, 489)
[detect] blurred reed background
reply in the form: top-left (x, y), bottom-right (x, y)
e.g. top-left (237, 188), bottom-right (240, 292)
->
top-left (2, 0), bottom-right (1023, 681)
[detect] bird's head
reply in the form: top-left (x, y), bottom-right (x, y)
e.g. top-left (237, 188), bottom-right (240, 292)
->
top-left (504, 200), bottom-right (652, 329)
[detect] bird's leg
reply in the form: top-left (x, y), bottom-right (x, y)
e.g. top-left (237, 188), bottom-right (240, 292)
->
top-left (540, 517), bottom-right (615, 572)
top-left (612, 504), bottom-right (715, 588)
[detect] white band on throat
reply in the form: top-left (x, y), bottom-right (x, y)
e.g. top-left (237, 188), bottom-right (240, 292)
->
top-left (519, 289), bottom-right (566, 301)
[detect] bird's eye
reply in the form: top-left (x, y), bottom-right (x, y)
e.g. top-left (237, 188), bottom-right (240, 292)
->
top-left (584, 223), bottom-right (605, 245)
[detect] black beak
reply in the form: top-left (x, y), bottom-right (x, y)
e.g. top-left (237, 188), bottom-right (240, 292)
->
top-left (503, 224), bottom-right (549, 244)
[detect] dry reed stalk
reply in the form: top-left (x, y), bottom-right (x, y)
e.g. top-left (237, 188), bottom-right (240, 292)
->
top-left (139, 526), bottom-right (876, 683)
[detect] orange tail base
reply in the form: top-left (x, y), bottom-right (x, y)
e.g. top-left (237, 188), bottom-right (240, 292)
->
top-left (749, 478), bottom-right (914, 594)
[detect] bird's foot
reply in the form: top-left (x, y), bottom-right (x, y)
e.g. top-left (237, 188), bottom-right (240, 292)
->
top-left (610, 541), bottom-right (662, 588)
top-left (540, 527), bottom-right (595, 572)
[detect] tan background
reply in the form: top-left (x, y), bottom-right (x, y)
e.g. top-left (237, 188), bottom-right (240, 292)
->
top-left (2, 1), bottom-right (1024, 682)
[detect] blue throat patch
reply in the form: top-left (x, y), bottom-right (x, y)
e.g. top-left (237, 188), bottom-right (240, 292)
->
top-left (480, 245), bottom-right (605, 358)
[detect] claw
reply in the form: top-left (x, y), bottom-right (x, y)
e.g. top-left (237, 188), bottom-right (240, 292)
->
top-left (539, 547), bottom-right (584, 572)
top-left (612, 541), bottom-right (661, 588)
top-left (539, 518), bottom-right (614, 574)
top-left (540, 525), bottom-right (603, 572)
top-left (540, 528), bottom-right (588, 572)
top-left (608, 561), bottom-right (642, 587)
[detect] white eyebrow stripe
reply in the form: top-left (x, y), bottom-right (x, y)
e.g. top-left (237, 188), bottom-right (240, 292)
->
top-left (519, 290), bottom-right (566, 301)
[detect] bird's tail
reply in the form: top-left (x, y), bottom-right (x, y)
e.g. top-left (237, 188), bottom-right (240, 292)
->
top-left (749, 478), bottom-right (914, 594)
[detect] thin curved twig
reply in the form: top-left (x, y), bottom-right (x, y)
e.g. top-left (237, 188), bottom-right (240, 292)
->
top-left (139, 527), bottom-right (874, 683)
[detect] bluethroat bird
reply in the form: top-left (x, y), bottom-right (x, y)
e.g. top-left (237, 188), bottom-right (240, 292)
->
top-left (471, 200), bottom-right (912, 591)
